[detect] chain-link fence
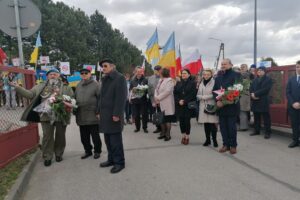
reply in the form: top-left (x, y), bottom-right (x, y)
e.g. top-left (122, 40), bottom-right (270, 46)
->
top-left (0, 66), bottom-right (35, 133)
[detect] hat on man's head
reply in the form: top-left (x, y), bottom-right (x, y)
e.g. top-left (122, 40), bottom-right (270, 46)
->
top-left (80, 66), bottom-right (92, 73)
top-left (46, 68), bottom-right (60, 76)
top-left (154, 65), bottom-right (162, 71)
top-left (99, 58), bottom-right (114, 67)
top-left (258, 66), bottom-right (267, 72)
top-left (250, 64), bottom-right (256, 69)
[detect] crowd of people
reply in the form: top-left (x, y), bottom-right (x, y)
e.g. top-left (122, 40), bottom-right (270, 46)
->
top-left (6, 58), bottom-right (300, 174)
top-left (0, 72), bottom-right (24, 109)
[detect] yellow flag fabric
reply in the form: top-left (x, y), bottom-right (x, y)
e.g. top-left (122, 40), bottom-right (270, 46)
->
top-left (158, 50), bottom-right (176, 67)
top-left (29, 47), bottom-right (39, 64)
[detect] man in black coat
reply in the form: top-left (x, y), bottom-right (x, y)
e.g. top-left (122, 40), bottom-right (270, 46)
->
top-left (98, 58), bottom-right (127, 174)
top-left (249, 66), bottom-right (273, 139)
top-left (130, 67), bottom-right (149, 133)
top-left (213, 59), bottom-right (241, 154)
top-left (286, 61), bottom-right (300, 148)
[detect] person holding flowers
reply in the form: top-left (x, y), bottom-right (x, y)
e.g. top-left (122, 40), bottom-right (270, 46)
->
top-left (11, 68), bottom-right (74, 167)
top-left (130, 67), bottom-right (149, 133)
top-left (213, 59), bottom-right (242, 154)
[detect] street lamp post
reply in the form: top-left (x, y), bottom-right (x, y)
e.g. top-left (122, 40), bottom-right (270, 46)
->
top-left (254, 0), bottom-right (257, 66)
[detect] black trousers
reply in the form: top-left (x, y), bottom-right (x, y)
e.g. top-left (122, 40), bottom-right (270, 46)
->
top-left (179, 116), bottom-right (191, 135)
top-left (253, 112), bottom-right (271, 134)
top-left (132, 103), bottom-right (148, 130)
top-left (104, 132), bottom-right (125, 166)
top-left (219, 116), bottom-right (237, 147)
top-left (124, 100), bottom-right (132, 121)
top-left (288, 108), bottom-right (300, 142)
top-left (79, 125), bottom-right (102, 154)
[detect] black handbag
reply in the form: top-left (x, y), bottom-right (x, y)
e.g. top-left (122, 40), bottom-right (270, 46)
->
top-left (152, 111), bottom-right (164, 125)
top-left (204, 103), bottom-right (217, 115)
top-left (187, 101), bottom-right (197, 110)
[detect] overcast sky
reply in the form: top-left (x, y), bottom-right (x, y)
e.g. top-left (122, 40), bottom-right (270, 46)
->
top-left (53, 0), bottom-right (300, 68)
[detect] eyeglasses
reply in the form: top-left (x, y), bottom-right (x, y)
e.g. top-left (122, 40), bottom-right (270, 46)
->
top-left (102, 64), bottom-right (110, 68)
top-left (80, 72), bottom-right (89, 75)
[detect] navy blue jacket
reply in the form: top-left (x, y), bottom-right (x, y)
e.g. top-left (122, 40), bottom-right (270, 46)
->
top-left (213, 68), bottom-right (241, 116)
top-left (286, 75), bottom-right (300, 108)
top-left (250, 75), bottom-right (273, 112)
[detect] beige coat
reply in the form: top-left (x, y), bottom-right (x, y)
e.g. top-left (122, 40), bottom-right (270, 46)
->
top-left (197, 79), bottom-right (219, 123)
top-left (154, 77), bottom-right (175, 115)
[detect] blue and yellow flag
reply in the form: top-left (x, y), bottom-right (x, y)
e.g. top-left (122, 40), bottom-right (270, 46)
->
top-left (145, 28), bottom-right (160, 66)
top-left (30, 31), bottom-right (42, 64)
top-left (158, 32), bottom-right (176, 67)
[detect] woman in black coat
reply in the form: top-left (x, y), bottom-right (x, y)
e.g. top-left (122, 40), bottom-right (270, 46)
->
top-left (174, 69), bottom-right (197, 145)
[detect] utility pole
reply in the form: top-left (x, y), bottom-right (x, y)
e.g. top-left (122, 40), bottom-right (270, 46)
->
top-left (209, 37), bottom-right (224, 70)
top-left (254, 0), bottom-right (257, 66)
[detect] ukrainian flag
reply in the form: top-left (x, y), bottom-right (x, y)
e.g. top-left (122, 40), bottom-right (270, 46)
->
top-left (30, 31), bottom-right (42, 64)
top-left (158, 32), bottom-right (176, 68)
top-left (145, 28), bottom-right (160, 66)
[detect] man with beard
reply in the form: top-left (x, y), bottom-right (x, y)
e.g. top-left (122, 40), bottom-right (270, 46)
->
top-left (10, 68), bottom-right (74, 167)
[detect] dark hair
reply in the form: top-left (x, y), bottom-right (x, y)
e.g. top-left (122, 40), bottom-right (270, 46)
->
top-left (161, 68), bottom-right (170, 78)
top-left (296, 60), bottom-right (300, 65)
top-left (181, 69), bottom-right (191, 75)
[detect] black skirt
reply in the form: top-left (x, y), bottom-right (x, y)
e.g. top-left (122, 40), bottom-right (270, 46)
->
top-left (163, 115), bottom-right (177, 123)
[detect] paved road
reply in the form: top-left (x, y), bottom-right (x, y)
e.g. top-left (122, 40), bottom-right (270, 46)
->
top-left (22, 119), bottom-right (300, 200)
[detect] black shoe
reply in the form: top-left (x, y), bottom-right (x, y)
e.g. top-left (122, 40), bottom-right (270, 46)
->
top-left (100, 161), bottom-right (114, 168)
top-left (264, 134), bottom-right (271, 139)
top-left (44, 160), bottom-right (52, 167)
top-left (203, 140), bottom-right (211, 146)
top-left (213, 140), bottom-right (218, 148)
top-left (110, 165), bottom-right (125, 174)
top-left (250, 132), bottom-right (260, 136)
top-left (238, 129), bottom-right (248, 132)
top-left (81, 153), bottom-right (92, 159)
top-left (134, 129), bottom-right (140, 133)
top-left (164, 136), bottom-right (171, 141)
top-left (157, 135), bottom-right (166, 139)
top-left (153, 129), bottom-right (161, 133)
top-left (93, 153), bottom-right (100, 159)
top-left (55, 156), bottom-right (63, 162)
top-left (143, 129), bottom-right (148, 133)
top-left (288, 141), bottom-right (299, 148)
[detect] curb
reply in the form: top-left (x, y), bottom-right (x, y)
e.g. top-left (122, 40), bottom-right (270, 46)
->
top-left (4, 150), bottom-right (40, 200)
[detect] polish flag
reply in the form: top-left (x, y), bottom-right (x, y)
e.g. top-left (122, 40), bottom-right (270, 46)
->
top-left (175, 44), bottom-right (182, 76)
top-left (0, 48), bottom-right (7, 66)
top-left (183, 49), bottom-right (203, 75)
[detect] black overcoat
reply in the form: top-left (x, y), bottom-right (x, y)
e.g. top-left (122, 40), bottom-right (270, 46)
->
top-left (174, 77), bottom-right (197, 118)
top-left (98, 70), bottom-right (127, 133)
top-left (213, 68), bottom-right (241, 116)
top-left (249, 75), bottom-right (273, 112)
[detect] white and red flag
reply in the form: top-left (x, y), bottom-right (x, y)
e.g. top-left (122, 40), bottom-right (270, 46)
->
top-left (183, 49), bottom-right (203, 75)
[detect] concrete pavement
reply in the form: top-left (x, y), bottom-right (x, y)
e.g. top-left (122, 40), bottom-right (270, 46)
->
top-left (21, 119), bottom-right (300, 200)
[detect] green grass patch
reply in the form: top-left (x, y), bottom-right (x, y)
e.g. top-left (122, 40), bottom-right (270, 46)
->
top-left (0, 149), bottom-right (37, 200)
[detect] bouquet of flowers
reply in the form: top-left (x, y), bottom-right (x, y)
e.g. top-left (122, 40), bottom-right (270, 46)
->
top-left (214, 81), bottom-right (247, 105)
top-left (131, 84), bottom-right (148, 99)
top-left (34, 93), bottom-right (77, 125)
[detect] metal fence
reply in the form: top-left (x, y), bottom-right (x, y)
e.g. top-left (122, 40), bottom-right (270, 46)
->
top-left (0, 66), bottom-right (35, 133)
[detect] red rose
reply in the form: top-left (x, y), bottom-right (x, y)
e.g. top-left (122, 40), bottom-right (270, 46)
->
top-left (233, 90), bottom-right (240, 97)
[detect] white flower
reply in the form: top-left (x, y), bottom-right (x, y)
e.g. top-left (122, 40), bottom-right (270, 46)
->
top-left (62, 95), bottom-right (71, 101)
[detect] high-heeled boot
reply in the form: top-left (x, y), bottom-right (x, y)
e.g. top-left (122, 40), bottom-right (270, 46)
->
top-left (211, 131), bottom-right (218, 147)
top-left (203, 131), bottom-right (211, 146)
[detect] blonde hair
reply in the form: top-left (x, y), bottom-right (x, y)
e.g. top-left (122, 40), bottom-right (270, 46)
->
top-left (203, 68), bottom-right (214, 76)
